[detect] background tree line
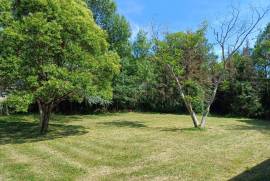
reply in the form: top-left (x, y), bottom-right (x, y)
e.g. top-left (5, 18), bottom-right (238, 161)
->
top-left (0, 0), bottom-right (269, 133)
top-left (86, 0), bottom-right (270, 120)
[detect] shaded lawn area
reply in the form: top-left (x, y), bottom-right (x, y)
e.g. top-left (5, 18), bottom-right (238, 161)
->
top-left (229, 159), bottom-right (270, 181)
top-left (0, 113), bottom-right (270, 181)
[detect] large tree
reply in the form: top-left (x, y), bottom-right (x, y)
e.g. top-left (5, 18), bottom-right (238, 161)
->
top-left (163, 6), bottom-right (269, 128)
top-left (0, 0), bottom-right (120, 133)
top-left (155, 27), bottom-right (219, 128)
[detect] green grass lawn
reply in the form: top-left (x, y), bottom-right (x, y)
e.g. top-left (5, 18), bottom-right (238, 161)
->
top-left (0, 113), bottom-right (270, 181)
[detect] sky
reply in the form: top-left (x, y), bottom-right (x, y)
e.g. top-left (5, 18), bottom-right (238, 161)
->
top-left (115, 0), bottom-right (270, 46)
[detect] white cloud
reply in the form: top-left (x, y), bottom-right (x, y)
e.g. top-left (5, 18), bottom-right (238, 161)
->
top-left (118, 0), bottom-right (144, 16)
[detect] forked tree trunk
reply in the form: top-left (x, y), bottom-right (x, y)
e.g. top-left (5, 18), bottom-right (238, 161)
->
top-left (37, 101), bottom-right (53, 134)
top-left (200, 80), bottom-right (220, 128)
top-left (168, 64), bottom-right (220, 128)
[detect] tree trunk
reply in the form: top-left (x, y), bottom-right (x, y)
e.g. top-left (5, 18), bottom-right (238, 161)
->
top-left (178, 83), bottom-right (200, 128)
top-left (37, 101), bottom-right (53, 134)
top-left (200, 80), bottom-right (220, 128)
top-left (4, 104), bottom-right (9, 116)
top-left (200, 109), bottom-right (209, 128)
top-left (167, 65), bottom-right (200, 128)
top-left (187, 103), bottom-right (199, 127)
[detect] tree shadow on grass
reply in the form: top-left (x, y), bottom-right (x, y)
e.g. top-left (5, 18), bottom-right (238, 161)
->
top-left (0, 116), bottom-right (88, 145)
top-left (99, 120), bottom-right (147, 128)
top-left (223, 119), bottom-right (270, 135)
top-left (50, 115), bottom-right (87, 124)
top-left (50, 113), bottom-right (122, 123)
top-left (161, 127), bottom-right (206, 132)
top-left (229, 159), bottom-right (270, 181)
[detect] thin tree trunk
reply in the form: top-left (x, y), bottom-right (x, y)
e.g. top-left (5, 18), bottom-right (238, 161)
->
top-left (200, 109), bottom-right (209, 128)
top-left (4, 104), bottom-right (9, 116)
top-left (187, 103), bottom-right (200, 128)
top-left (0, 90), bottom-right (9, 115)
top-left (167, 65), bottom-right (200, 127)
top-left (200, 80), bottom-right (220, 128)
top-left (37, 101), bottom-right (53, 134)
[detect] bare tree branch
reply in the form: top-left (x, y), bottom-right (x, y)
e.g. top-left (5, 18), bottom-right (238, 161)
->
top-left (213, 5), bottom-right (270, 64)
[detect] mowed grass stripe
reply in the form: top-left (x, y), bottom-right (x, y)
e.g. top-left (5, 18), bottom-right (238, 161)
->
top-left (49, 140), bottom-right (103, 167)
top-left (0, 113), bottom-right (270, 180)
top-left (37, 143), bottom-right (86, 170)
top-left (0, 146), bottom-right (43, 181)
top-left (50, 137), bottom-right (144, 167)
top-left (61, 114), bottom-right (270, 180)
top-left (15, 143), bottom-right (86, 181)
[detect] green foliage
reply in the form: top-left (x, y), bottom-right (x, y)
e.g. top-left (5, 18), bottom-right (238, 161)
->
top-left (132, 30), bottom-right (152, 59)
top-left (253, 23), bottom-right (270, 118)
top-left (156, 27), bottom-right (211, 78)
top-left (6, 93), bottom-right (33, 112)
top-left (214, 51), bottom-right (264, 118)
top-left (139, 61), bottom-right (184, 113)
top-left (113, 57), bottom-right (140, 108)
top-left (231, 82), bottom-right (262, 117)
top-left (182, 80), bottom-right (204, 113)
top-left (254, 23), bottom-right (270, 77)
top-left (113, 30), bottom-right (155, 109)
top-left (0, 0), bottom-right (269, 120)
top-left (86, 0), bottom-right (131, 57)
top-left (86, 96), bottom-right (111, 106)
top-left (0, 0), bottom-right (120, 112)
top-left (253, 23), bottom-right (270, 78)
top-left (86, 0), bottom-right (134, 109)
top-left (154, 27), bottom-right (217, 114)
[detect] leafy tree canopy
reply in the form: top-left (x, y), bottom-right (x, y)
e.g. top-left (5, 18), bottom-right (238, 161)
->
top-left (86, 0), bottom-right (131, 57)
top-left (254, 23), bottom-right (270, 78)
top-left (0, 0), bottom-right (120, 133)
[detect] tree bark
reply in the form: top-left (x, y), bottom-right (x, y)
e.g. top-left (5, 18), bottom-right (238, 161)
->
top-left (200, 80), bottom-right (220, 128)
top-left (167, 65), bottom-right (200, 128)
top-left (0, 90), bottom-right (9, 116)
top-left (37, 101), bottom-right (53, 134)
top-left (4, 104), bottom-right (9, 116)
top-left (188, 103), bottom-right (200, 128)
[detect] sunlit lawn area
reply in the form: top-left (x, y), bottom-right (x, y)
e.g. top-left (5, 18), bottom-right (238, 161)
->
top-left (0, 113), bottom-right (270, 181)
